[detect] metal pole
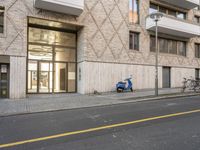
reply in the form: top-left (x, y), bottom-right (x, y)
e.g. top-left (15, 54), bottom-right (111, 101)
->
top-left (155, 20), bottom-right (158, 96)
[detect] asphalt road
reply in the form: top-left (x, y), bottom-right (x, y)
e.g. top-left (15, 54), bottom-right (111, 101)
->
top-left (0, 96), bottom-right (200, 150)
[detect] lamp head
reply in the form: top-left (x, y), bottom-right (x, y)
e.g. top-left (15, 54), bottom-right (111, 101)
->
top-left (149, 12), bottom-right (163, 22)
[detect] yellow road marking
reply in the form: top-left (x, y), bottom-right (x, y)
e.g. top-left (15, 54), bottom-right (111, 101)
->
top-left (0, 109), bottom-right (200, 148)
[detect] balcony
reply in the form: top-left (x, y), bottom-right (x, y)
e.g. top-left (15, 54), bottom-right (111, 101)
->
top-left (34, 0), bottom-right (84, 16)
top-left (160, 0), bottom-right (199, 9)
top-left (146, 15), bottom-right (200, 38)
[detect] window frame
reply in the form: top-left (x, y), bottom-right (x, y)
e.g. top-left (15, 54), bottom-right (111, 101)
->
top-left (129, 0), bottom-right (140, 24)
top-left (129, 31), bottom-right (140, 51)
top-left (149, 3), bottom-right (187, 20)
top-left (194, 16), bottom-right (200, 24)
top-left (150, 36), bottom-right (186, 56)
top-left (0, 6), bottom-right (5, 34)
top-left (195, 43), bottom-right (200, 58)
top-left (195, 68), bottom-right (200, 80)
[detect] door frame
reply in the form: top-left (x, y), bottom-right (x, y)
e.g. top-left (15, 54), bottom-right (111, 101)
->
top-left (26, 18), bottom-right (78, 94)
top-left (0, 63), bottom-right (10, 98)
top-left (162, 66), bottom-right (171, 88)
top-left (28, 60), bottom-right (71, 94)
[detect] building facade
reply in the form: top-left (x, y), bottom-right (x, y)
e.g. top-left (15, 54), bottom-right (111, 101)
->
top-left (0, 0), bottom-right (200, 99)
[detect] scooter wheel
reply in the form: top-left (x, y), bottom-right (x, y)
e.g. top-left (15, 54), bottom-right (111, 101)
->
top-left (117, 88), bottom-right (123, 93)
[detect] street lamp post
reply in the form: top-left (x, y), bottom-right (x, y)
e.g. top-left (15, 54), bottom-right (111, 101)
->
top-left (149, 12), bottom-right (163, 96)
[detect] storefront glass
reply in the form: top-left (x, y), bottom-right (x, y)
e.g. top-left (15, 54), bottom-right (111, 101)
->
top-left (27, 18), bottom-right (77, 93)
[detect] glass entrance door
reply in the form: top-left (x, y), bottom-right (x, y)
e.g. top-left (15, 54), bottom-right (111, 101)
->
top-left (0, 64), bottom-right (9, 98)
top-left (39, 62), bottom-right (53, 93)
top-left (54, 63), bottom-right (67, 93)
top-left (28, 17), bottom-right (77, 94)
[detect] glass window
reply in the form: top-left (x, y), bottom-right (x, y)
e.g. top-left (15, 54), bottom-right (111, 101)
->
top-left (177, 12), bottom-right (186, 19)
top-left (159, 6), bottom-right (167, 14)
top-left (168, 9), bottom-right (176, 17)
top-left (194, 16), bottom-right (200, 24)
top-left (55, 47), bottom-right (76, 62)
top-left (0, 6), bottom-right (4, 33)
top-left (39, 62), bottom-right (53, 93)
top-left (150, 36), bottom-right (155, 52)
top-left (129, 32), bottom-right (139, 51)
top-left (28, 61), bottom-right (38, 93)
top-left (129, 0), bottom-right (139, 24)
top-left (178, 41), bottom-right (186, 56)
top-left (195, 44), bottom-right (200, 58)
top-left (194, 6), bottom-right (200, 10)
top-left (28, 18), bottom-right (77, 94)
top-left (150, 36), bottom-right (186, 56)
top-left (54, 63), bottom-right (67, 93)
top-left (29, 28), bottom-right (76, 47)
top-left (159, 38), bottom-right (168, 53)
top-left (28, 45), bottom-right (53, 61)
top-left (149, 3), bottom-right (186, 20)
top-left (149, 3), bottom-right (158, 14)
top-left (168, 40), bottom-right (177, 54)
top-left (195, 69), bottom-right (199, 80)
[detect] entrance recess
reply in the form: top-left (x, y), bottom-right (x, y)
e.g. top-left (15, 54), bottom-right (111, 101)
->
top-left (0, 64), bottom-right (9, 98)
top-left (27, 17), bottom-right (77, 94)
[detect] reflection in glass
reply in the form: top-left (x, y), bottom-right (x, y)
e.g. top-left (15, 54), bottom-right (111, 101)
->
top-left (129, 0), bottom-right (139, 24)
top-left (29, 27), bottom-right (76, 47)
top-left (29, 17), bottom-right (78, 31)
top-left (28, 45), bottom-right (53, 60)
top-left (149, 3), bottom-right (158, 14)
top-left (55, 47), bottom-right (76, 62)
top-left (28, 61), bottom-right (38, 93)
top-left (54, 63), bottom-right (67, 92)
top-left (177, 12), bottom-right (186, 20)
top-left (39, 62), bottom-right (53, 93)
top-left (68, 63), bottom-right (76, 92)
top-left (28, 18), bottom-right (77, 94)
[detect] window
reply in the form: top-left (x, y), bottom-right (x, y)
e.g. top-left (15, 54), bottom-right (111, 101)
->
top-left (0, 6), bottom-right (4, 33)
top-left (195, 69), bottom-right (200, 80)
top-left (159, 38), bottom-right (168, 53)
top-left (150, 36), bottom-right (156, 52)
top-left (28, 18), bottom-right (77, 94)
top-left (150, 36), bottom-right (186, 56)
top-left (159, 6), bottom-right (167, 14)
top-left (129, 0), bottom-right (139, 24)
top-left (195, 44), bottom-right (200, 58)
top-left (129, 32), bottom-right (139, 51)
top-left (149, 3), bottom-right (158, 14)
top-left (168, 40), bottom-right (177, 54)
top-left (194, 16), bottom-right (200, 24)
top-left (168, 9), bottom-right (176, 17)
top-left (178, 41), bottom-right (186, 56)
top-left (194, 6), bottom-right (200, 10)
top-left (149, 3), bottom-right (186, 20)
top-left (177, 12), bottom-right (186, 20)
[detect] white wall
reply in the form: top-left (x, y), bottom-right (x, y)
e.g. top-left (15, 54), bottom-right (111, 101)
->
top-left (78, 62), bottom-right (196, 94)
top-left (171, 67), bottom-right (195, 88)
top-left (78, 61), bottom-right (163, 94)
top-left (10, 56), bottom-right (26, 99)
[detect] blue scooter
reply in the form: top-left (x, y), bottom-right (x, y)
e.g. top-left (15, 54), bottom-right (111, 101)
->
top-left (116, 77), bottom-right (133, 93)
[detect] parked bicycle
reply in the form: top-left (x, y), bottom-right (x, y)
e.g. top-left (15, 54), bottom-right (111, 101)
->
top-left (182, 77), bottom-right (200, 92)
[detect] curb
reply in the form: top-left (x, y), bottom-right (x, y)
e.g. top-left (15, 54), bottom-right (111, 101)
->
top-left (0, 93), bottom-right (199, 118)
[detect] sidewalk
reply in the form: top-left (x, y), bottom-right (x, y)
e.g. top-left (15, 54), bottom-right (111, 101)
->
top-left (0, 88), bottom-right (199, 117)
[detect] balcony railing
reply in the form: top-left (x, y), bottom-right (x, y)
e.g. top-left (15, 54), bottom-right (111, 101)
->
top-left (160, 0), bottom-right (199, 9)
top-left (146, 15), bottom-right (200, 38)
top-left (34, 0), bottom-right (84, 16)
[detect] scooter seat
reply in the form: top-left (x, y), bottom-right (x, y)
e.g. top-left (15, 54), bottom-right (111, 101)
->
top-left (118, 82), bottom-right (126, 84)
